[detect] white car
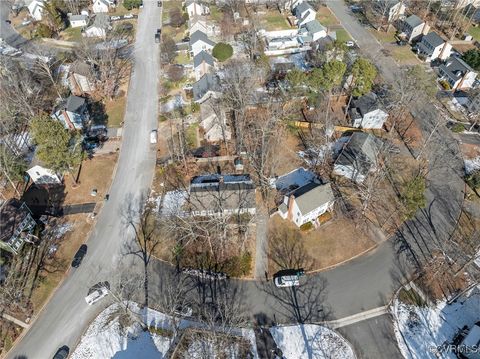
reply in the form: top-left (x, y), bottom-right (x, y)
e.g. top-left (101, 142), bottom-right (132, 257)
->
top-left (124, 13), bottom-right (134, 19)
top-left (345, 40), bottom-right (355, 48)
top-left (85, 282), bottom-right (109, 305)
top-left (150, 129), bottom-right (158, 144)
top-left (110, 16), bottom-right (121, 21)
top-left (274, 275), bottom-right (300, 287)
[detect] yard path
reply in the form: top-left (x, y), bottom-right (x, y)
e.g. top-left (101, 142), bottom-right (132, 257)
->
top-left (254, 209), bottom-right (269, 280)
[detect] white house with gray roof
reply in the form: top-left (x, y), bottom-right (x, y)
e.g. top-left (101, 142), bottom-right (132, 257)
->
top-left (83, 13), bottom-right (111, 38)
top-left (69, 14), bottom-right (89, 28)
top-left (279, 181), bottom-right (335, 227)
top-left (26, 0), bottom-right (44, 21)
top-left (333, 132), bottom-right (382, 183)
top-left (92, 0), bottom-right (115, 13)
top-left (298, 20), bottom-right (327, 43)
top-left (185, 0), bottom-right (210, 17)
top-left (348, 92), bottom-right (389, 129)
top-left (438, 56), bottom-right (477, 90)
top-left (294, 1), bottom-right (316, 27)
top-left (401, 14), bottom-right (429, 42)
top-left (416, 32), bottom-right (452, 62)
top-left (51, 95), bottom-right (89, 130)
top-left (193, 50), bottom-right (214, 81)
top-left (189, 30), bottom-right (215, 56)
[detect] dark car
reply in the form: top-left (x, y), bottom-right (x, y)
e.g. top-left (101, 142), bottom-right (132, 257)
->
top-left (5, 19), bottom-right (11, 24)
top-left (157, 1), bottom-right (162, 6)
top-left (53, 345), bottom-right (69, 359)
top-left (182, 36), bottom-right (190, 42)
top-left (71, 244), bottom-right (87, 268)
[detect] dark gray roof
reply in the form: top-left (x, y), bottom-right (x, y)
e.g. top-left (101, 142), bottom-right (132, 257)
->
top-left (70, 61), bottom-right (91, 77)
top-left (189, 174), bottom-right (256, 213)
top-left (0, 199), bottom-right (33, 244)
top-left (193, 50), bottom-right (214, 68)
top-left (404, 14), bottom-right (423, 29)
top-left (66, 95), bottom-right (86, 113)
top-left (69, 14), bottom-right (88, 22)
top-left (189, 30), bottom-right (215, 47)
top-left (350, 92), bottom-right (383, 117)
top-left (292, 182), bottom-right (334, 215)
top-left (422, 32), bottom-right (445, 48)
top-left (91, 13), bottom-right (110, 29)
top-left (192, 73), bottom-right (219, 101)
top-left (295, 2), bottom-right (313, 17)
top-left (335, 132), bottom-right (381, 177)
top-left (439, 56), bottom-right (475, 81)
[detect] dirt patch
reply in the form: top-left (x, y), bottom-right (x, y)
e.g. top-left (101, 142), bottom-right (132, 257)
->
top-left (460, 142), bottom-right (480, 160)
top-left (62, 153), bottom-right (118, 205)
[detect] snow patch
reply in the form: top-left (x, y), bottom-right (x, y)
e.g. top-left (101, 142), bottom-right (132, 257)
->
top-left (392, 286), bottom-right (480, 359)
top-left (465, 157), bottom-right (480, 174)
top-left (270, 324), bottom-right (356, 359)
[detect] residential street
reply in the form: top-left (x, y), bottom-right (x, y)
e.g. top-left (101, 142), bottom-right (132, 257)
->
top-left (5, 2), bottom-right (161, 358)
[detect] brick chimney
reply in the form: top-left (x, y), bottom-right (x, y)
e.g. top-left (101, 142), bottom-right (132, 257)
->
top-left (287, 194), bottom-right (295, 221)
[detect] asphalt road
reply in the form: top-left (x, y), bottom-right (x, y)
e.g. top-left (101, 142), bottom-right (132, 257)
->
top-left (5, 2), bottom-right (161, 358)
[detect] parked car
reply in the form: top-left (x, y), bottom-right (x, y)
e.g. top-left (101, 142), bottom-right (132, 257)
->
top-left (124, 13), bottom-right (134, 19)
top-left (150, 129), bottom-right (158, 144)
top-left (53, 345), bottom-right (69, 359)
top-left (345, 40), bottom-right (355, 47)
top-left (85, 282), bottom-right (110, 305)
top-left (5, 19), bottom-right (11, 24)
top-left (71, 244), bottom-right (87, 268)
top-left (110, 15), bottom-right (121, 20)
top-left (174, 305), bottom-right (193, 317)
top-left (155, 32), bottom-right (160, 43)
top-left (273, 269), bottom-right (304, 288)
top-left (157, 1), bottom-right (162, 6)
top-left (182, 36), bottom-right (190, 42)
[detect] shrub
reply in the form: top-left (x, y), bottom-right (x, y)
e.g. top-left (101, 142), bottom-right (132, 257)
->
top-left (400, 175), bottom-right (426, 220)
top-left (299, 222), bottom-right (313, 231)
top-left (439, 79), bottom-right (451, 90)
top-left (36, 23), bottom-right (53, 38)
top-left (212, 43), bottom-right (233, 62)
top-left (222, 252), bottom-right (252, 277)
top-left (451, 123), bottom-right (465, 133)
top-left (466, 171), bottom-right (480, 190)
top-left (123, 0), bottom-right (142, 10)
top-left (191, 102), bottom-right (200, 113)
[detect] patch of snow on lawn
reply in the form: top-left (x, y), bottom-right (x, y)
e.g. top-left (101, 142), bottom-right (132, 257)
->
top-left (464, 157), bottom-right (480, 175)
top-left (71, 303), bottom-right (172, 359)
top-left (270, 324), bottom-right (355, 359)
top-left (155, 190), bottom-right (187, 216)
top-left (392, 286), bottom-right (480, 359)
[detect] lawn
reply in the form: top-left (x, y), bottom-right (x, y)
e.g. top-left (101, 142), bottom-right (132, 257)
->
top-left (105, 96), bottom-right (127, 128)
top-left (61, 27), bottom-right (82, 42)
top-left (369, 28), bottom-right (396, 43)
top-left (162, 0), bottom-right (182, 23)
top-left (263, 13), bottom-right (290, 31)
top-left (185, 123), bottom-right (199, 149)
top-left (468, 25), bottom-right (480, 41)
top-left (335, 28), bottom-right (352, 42)
top-left (109, 4), bottom-right (140, 16)
top-left (174, 51), bottom-right (190, 65)
top-left (390, 45), bottom-right (419, 64)
top-left (161, 23), bottom-right (187, 42)
top-left (317, 6), bottom-right (339, 26)
top-left (209, 5), bottom-right (223, 22)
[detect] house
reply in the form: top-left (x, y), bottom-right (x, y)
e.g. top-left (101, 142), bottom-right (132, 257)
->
top-left (193, 73), bottom-right (219, 103)
top-left (51, 95), bottom-right (89, 130)
top-left (278, 181), bottom-right (334, 227)
top-left (401, 15), bottom-right (429, 43)
top-left (83, 13), bottom-right (111, 38)
top-left (460, 324), bottom-right (480, 359)
top-left (188, 174), bottom-right (256, 216)
top-left (200, 113), bottom-right (231, 142)
top-left (285, 0), bottom-right (305, 10)
top-left (68, 61), bottom-right (95, 95)
top-left (188, 15), bottom-right (215, 36)
top-left (294, 2), bottom-right (316, 27)
top-left (0, 199), bottom-right (36, 255)
top-left (68, 14), bottom-right (89, 28)
top-left (416, 32), bottom-right (452, 62)
top-left (266, 36), bottom-right (299, 51)
top-left (27, 0), bottom-right (44, 21)
top-left (438, 56), bottom-right (478, 90)
top-left (378, 0), bottom-right (406, 22)
top-left (189, 30), bottom-right (215, 56)
top-left (465, 4), bottom-right (480, 24)
top-left (26, 165), bottom-right (61, 185)
top-left (92, 0), bottom-right (115, 13)
top-left (298, 20), bottom-right (327, 44)
top-left (348, 92), bottom-right (389, 129)
top-left (193, 50), bottom-right (214, 81)
top-left (333, 132), bottom-right (381, 183)
top-left (185, 0), bottom-right (210, 17)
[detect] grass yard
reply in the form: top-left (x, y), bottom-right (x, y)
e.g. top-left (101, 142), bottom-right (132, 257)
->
top-left (104, 96), bottom-right (127, 128)
top-left (209, 5), bottom-right (223, 22)
top-left (174, 51), bottom-right (190, 65)
top-left (61, 27), bottom-right (82, 42)
top-left (335, 28), bottom-right (352, 43)
top-left (162, 0), bottom-right (182, 22)
top-left (109, 4), bottom-right (140, 16)
top-left (369, 28), bottom-right (396, 43)
top-left (263, 13), bottom-right (290, 31)
top-left (185, 123), bottom-right (199, 149)
top-left (468, 25), bottom-right (480, 41)
top-left (317, 6), bottom-right (339, 26)
top-left (161, 23), bottom-right (187, 42)
top-left (390, 45), bottom-right (419, 64)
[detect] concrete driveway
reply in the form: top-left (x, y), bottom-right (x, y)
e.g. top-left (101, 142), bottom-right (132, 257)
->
top-left (6, 2), bottom-right (161, 358)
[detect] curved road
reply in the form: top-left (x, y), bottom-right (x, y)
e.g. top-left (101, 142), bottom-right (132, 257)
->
top-left (5, 2), bottom-right (161, 358)
top-left (4, 1), bottom-right (466, 358)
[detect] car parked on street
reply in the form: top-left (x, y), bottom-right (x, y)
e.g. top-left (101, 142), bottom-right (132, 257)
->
top-left (52, 345), bottom-right (69, 359)
top-left (111, 15), bottom-right (121, 21)
top-left (71, 244), bottom-right (87, 268)
top-left (345, 40), bottom-right (355, 47)
top-left (273, 269), bottom-right (304, 288)
top-left (85, 281), bottom-right (110, 305)
top-left (150, 129), bottom-right (158, 144)
top-left (124, 13), bottom-right (134, 19)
